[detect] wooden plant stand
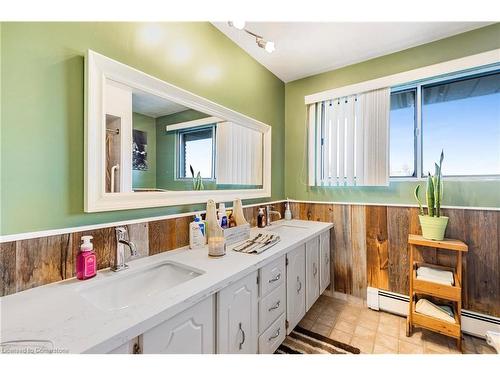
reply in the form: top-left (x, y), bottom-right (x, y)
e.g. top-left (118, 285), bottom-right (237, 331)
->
top-left (406, 234), bottom-right (468, 352)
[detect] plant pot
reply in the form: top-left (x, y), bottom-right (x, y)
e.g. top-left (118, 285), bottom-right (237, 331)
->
top-left (418, 215), bottom-right (449, 241)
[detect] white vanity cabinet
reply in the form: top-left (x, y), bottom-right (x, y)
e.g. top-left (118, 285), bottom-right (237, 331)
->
top-left (217, 271), bottom-right (259, 354)
top-left (286, 244), bottom-right (306, 334)
top-left (305, 237), bottom-right (320, 311)
top-left (141, 295), bottom-right (215, 354)
top-left (258, 256), bottom-right (286, 353)
top-left (319, 230), bottom-right (331, 294)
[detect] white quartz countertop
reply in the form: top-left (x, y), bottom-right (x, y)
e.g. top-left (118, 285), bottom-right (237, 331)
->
top-left (0, 219), bottom-right (332, 353)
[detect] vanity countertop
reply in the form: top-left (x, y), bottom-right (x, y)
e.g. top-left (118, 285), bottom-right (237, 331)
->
top-left (0, 219), bottom-right (332, 353)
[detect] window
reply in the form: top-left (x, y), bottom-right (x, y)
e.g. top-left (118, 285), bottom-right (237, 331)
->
top-left (177, 126), bottom-right (215, 179)
top-left (390, 68), bottom-right (500, 178)
top-left (390, 89), bottom-right (416, 177)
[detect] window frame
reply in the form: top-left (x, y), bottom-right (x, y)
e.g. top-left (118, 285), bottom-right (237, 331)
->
top-left (176, 125), bottom-right (217, 181)
top-left (389, 64), bottom-right (500, 181)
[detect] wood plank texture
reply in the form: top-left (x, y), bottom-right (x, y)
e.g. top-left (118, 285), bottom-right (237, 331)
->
top-left (1, 202), bottom-right (498, 318)
top-left (365, 206), bottom-right (389, 290)
top-left (350, 205), bottom-right (367, 298)
top-left (16, 234), bottom-right (72, 292)
top-left (387, 207), bottom-right (411, 295)
top-left (0, 241), bottom-right (17, 296)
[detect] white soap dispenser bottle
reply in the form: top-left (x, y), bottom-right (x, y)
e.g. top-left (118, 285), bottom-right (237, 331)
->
top-left (284, 200), bottom-right (292, 221)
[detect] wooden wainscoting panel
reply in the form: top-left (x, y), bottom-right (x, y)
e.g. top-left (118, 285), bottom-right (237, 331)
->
top-left (174, 216), bottom-right (192, 249)
top-left (463, 210), bottom-right (499, 317)
top-left (365, 205), bottom-right (389, 290)
top-left (440, 208), bottom-right (468, 308)
top-left (15, 234), bottom-right (72, 293)
top-left (126, 222), bottom-right (149, 258)
top-left (350, 205), bottom-right (367, 298)
top-left (331, 204), bottom-right (352, 294)
top-left (0, 241), bottom-right (17, 296)
top-left (387, 206), bottom-right (411, 295)
top-left (148, 218), bottom-right (177, 255)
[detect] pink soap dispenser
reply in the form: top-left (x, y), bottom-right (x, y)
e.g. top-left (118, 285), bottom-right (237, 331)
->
top-left (76, 235), bottom-right (97, 280)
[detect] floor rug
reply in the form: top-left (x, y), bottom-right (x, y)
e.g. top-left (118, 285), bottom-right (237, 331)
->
top-left (275, 325), bottom-right (360, 354)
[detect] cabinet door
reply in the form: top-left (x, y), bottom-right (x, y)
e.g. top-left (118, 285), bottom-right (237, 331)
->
top-left (107, 336), bottom-right (140, 354)
top-left (306, 237), bottom-right (320, 311)
top-left (319, 231), bottom-right (331, 294)
top-left (142, 295), bottom-right (215, 354)
top-left (286, 244), bottom-right (306, 334)
top-left (217, 271), bottom-right (258, 354)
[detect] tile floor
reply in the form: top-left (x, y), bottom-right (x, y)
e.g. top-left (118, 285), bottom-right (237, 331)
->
top-left (299, 295), bottom-right (497, 354)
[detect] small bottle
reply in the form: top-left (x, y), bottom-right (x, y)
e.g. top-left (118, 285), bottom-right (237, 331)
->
top-left (76, 236), bottom-right (96, 280)
top-left (228, 211), bottom-right (237, 228)
top-left (218, 202), bottom-right (229, 229)
top-left (190, 215), bottom-right (206, 249)
top-left (257, 207), bottom-right (266, 228)
top-left (284, 201), bottom-right (292, 221)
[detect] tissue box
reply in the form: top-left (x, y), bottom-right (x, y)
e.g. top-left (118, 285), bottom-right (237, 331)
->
top-left (223, 223), bottom-right (251, 245)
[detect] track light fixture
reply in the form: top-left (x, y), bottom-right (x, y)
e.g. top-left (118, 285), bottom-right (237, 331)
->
top-left (228, 21), bottom-right (275, 53)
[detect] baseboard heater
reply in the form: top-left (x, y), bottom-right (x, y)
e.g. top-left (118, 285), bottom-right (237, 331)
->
top-left (366, 287), bottom-right (500, 339)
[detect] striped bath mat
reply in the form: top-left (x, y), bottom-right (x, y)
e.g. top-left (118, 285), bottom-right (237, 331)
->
top-left (275, 325), bottom-right (360, 354)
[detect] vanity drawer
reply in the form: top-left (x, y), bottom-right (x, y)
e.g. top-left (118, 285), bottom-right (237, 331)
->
top-left (258, 313), bottom-right (286, 354)
top-left (259, 255), bottom-right (285, 297)
top-left (259, 282), bottom-right (286, 333)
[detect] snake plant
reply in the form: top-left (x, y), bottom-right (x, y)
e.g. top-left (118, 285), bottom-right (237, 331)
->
top-left (190, 165), bottom-right (204, 191)
top-left (414, 150), bottom-right (444, 217)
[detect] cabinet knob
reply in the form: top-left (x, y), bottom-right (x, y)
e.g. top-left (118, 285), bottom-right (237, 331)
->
top-left (296, 276), bottom-right (302, 293)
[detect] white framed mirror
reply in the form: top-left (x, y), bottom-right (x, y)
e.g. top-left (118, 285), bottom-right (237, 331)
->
top-left (85, 50), bottom-right (271, 212)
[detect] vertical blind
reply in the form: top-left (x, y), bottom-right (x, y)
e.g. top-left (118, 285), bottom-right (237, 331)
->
top-left (308, 87), bottom-right (391, 186)
top-left (216, 121), bottom-right (263, 185)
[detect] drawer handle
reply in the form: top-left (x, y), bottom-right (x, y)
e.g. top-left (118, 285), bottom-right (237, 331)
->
top-left (297, 276), bottom-right (302, 293)
top-left (268, 273), bottom-right (281, 283)
top-left (238, 322), bottom-right (246, 350)
top-left (268, 300), bottom-right (281, 311)
top-left (268, 328), bottom-right (281, 341)
top-left (313, 263), bottom-right (317, 277)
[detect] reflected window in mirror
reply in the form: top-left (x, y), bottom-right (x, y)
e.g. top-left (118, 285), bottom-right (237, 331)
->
top-left (177, 126), bottom-right (216, 180)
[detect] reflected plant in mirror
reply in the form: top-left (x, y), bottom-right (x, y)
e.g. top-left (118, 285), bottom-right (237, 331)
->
top-left (190, 165), bottom-right (204, 191)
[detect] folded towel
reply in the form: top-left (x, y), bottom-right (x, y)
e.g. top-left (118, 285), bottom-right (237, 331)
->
top-left (232, 233), bottom-right (280, 254)
top-left (485, 331), bottom-right (500, 353)
top-left (417, 266), bottom-right (454, 286)
top-left (415, 299), bottom-right (456, 323)
top-left (416, 274), bottom-right (453, 286)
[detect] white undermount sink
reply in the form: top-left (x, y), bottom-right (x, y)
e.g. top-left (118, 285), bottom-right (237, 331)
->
top-left (77, 261), bottom-right (204, 311)
top-left (264, 223), bottom-right (309, 235)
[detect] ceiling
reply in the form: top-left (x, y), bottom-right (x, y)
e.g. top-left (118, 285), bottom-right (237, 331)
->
top-left (132, 90), bottom-right (189, 118)
top-left (212, 22), bottom-right (492, 82)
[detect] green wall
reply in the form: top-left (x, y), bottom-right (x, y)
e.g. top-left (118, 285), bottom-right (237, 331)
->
top-left (284, 24), bottom-right (500, 208)
top-left (132, 112), bottom-right (157, 189)
top-left (0, 22), bottom-right (285, 235)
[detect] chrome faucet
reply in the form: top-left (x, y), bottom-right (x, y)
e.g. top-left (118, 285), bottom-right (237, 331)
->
top-left (266, 205), bottom-right (282, 226)
top-left (112, 226), bottom-right (138, 272)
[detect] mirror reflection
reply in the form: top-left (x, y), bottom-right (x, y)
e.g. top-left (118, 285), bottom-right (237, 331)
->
top-left (104, 79), bottom-right (264, 193)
